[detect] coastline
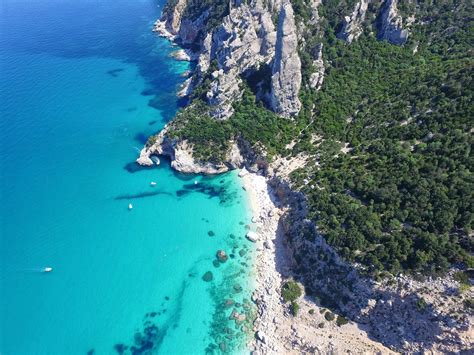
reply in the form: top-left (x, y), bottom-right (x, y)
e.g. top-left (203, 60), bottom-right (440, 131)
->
top-left (239, 169), bottom-right (396, 354)
top-left (145, 2), bottom-right (473, 353)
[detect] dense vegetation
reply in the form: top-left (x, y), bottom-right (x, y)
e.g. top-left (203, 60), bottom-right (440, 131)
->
top-left (289, 0), bottom-right (474, 275)
top-left (162, 0), bottom-right (473, 276)
top-left (168, 86), bottom-right (295, 162)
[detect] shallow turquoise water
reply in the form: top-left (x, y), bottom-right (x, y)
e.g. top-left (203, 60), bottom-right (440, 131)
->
top-left (0, 1), bottom-right (253, 354)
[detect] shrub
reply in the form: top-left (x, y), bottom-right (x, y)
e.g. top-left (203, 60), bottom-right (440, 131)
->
top-left (463, 298), bottom-right (474, 310)
top-left (416, 298), bottom-right (427, 311)
top-left (318, 322), bottom-right (325, 328)
top-left (324, 311), bottom-right (335, 321)
top-left (336, 315), bottom-right (349, 326)
top-left (454, 271), bottom-right (470, 286)
top-left (281, 281), bottom-right (302, 303)
top-left (290, 301), bottom-right (299, 316)
top-left (309, 309), bottom-right (315, 315)
top-left (146, 135), bottom-right (157, 147)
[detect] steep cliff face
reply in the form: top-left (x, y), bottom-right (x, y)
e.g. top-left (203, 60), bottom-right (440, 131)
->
top-left (141, 0), bottom-right (422, 172)
top-left (153, 0), bottom-right (207, 45)
top-left (166, 0), bottom-right (187, 34)
top-left (197, 0), bottom-right (305, 119)
top-left (269, 2), bottom-right (302, 118)
top-left (201, 2), bottom-right (277, 119)
top-left (378, 0), bottom-right (409, 45)
top-left (155, 0), bottom-right (303, 119)
top-left (337, 0), bottom-right (369, 43)
top-left (309, 43), bottom-right (324, 90)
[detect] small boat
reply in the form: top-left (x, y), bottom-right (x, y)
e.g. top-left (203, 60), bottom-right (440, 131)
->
top-left (43, 267), bottom-right (53, 273)
top-left (128, 203), bottom-right (133, 210)
top-left (150, 181), bottom-right (157, 186)
top-left (194, 180), bottom-right (198, 185)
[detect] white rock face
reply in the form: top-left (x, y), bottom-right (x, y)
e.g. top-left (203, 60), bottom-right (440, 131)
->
top-left (309, 43), bottom-right (325, 90)
top-left (378, 0), bottom-right (409, 45)
top-left (153, 0), bottom-right (207, 45)
top-left (168, 0), bottom-right (188, 33)
top-left (177, 77), bottom-right (193, 98)
top-left (199, 1), bottom-right (279, 119)
top-left (269, 1), bottom-right (302, 118)
top-left (337, 0), bottom-right (369, 43)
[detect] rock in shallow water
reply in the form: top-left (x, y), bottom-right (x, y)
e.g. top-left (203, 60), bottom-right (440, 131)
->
top-left (246, 231), bottom-right (259, 242)
top-left (216, 250), bottom-right (228, 263)
top-left (202, 271), bottom-right (214, 282)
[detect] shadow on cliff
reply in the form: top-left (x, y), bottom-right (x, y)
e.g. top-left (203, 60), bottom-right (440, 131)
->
top-left (265, 177), bottom-right (457, 351)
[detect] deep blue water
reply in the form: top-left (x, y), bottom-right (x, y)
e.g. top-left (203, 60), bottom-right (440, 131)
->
top-left (0, 1), bottom-right (253, 354)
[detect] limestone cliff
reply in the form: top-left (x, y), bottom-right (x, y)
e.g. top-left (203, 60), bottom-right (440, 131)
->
top-left (202, 2), bottom-right (277, 119)
top-left (154, 0), bottom-right (303, 119)
top-left (337, 0), bottom-right (369, 43)
top-left (378, 0), bottom-right (409, 45)
top-left (269, 1), bottom-right (302, 118)
top-left (141, 0), bottom-right (417, 170)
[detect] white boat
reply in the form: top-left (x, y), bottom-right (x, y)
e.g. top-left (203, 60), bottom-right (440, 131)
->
top-left (43, 267), bottom-right (53, 273)
top-left (128, 203), bottom-right (133, 210)
top-left (194, 180), bottom-right (198, 185)
top-left (150, 181), bottom-right (157, 186)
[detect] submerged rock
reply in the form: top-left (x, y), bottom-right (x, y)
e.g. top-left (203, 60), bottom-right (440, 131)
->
top-left (202, 271), bottom-right (214, 282)
top-left (224, 299), bottom-right (235, 308)
top-left (217, 250), bottom-right (229, 263)
top-left (233, 284), bottom-right (243, 293)
top-left (230, 309), bottom-right (247, 323)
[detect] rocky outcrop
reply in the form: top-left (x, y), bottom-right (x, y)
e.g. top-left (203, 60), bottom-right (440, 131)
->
top-left (156, 0), bottom-right (303, 119)
top-left (165, 0), bottom-right (188, 34)
top-left (269, 2), bottom-right (302, 118)
top-left (177, 77), bottom-right (193, 98)
top-left (309, 43), bottom-right (325, 90)
top-left (136, 124), bottom-right (244, 174)
top-left (198, 1), bottom-right (279, 119)
top-left (153, 0), bottom-right (207, 45)
top-left (378, 0), bottom-right (409, 45)
top-left (337, 0), bottom-right (369, 43)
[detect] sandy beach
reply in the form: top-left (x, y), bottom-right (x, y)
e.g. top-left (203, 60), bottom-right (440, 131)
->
top-left (239, 168), bottom-right (395, 354)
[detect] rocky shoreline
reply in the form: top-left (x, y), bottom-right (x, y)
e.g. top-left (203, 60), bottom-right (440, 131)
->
top-left (240, 168), bottom-right (397, 354)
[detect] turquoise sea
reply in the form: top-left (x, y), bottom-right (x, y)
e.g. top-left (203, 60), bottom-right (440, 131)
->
top-left (0, 0), bottom-right (254, 354)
